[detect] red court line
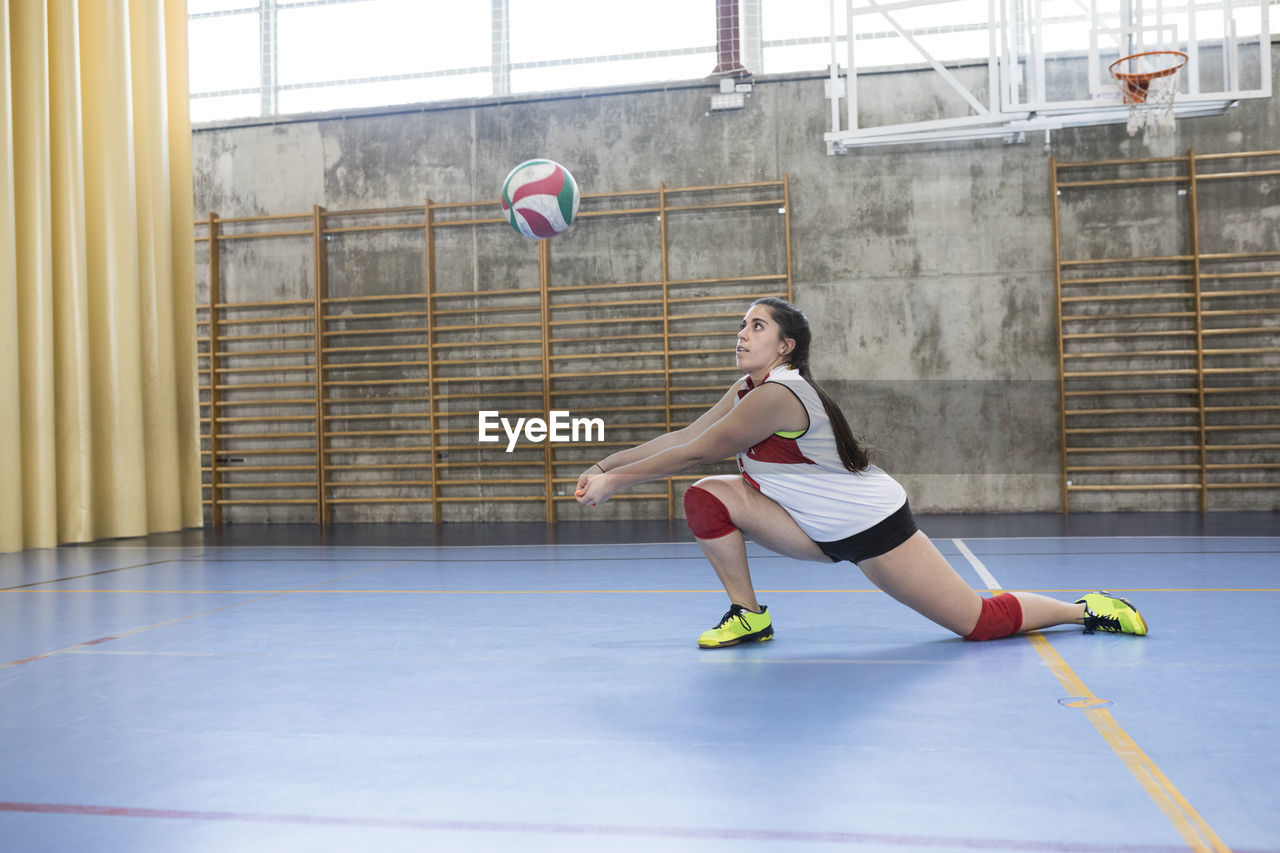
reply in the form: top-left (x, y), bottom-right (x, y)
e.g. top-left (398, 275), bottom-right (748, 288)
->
top-left (2, 801), bottom-right (1266, 851)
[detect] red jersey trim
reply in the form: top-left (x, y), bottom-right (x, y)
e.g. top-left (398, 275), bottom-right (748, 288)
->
top-left (746, 433), bottom-right (816, 465)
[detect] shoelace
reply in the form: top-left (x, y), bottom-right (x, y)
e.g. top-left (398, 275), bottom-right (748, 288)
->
top-left (1081, 606), bottom-right (1122, 635)
top-left (714, 604), bottom-right (754, 631)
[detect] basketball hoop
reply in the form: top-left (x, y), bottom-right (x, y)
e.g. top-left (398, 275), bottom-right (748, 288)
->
top-left (1109, 50), bottom-right (1188, 140)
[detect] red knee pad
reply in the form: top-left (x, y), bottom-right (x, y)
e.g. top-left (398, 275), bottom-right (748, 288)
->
top-left (964, 592), bottom-right (1024, 642)
top-left (683, 485), bottom-right (737, 539)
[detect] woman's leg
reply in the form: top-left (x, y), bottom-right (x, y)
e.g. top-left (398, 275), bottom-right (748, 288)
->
top-left (687, 475), bottom-right (833, 611)
top-left (856, 531), bottom-right (1086, 636)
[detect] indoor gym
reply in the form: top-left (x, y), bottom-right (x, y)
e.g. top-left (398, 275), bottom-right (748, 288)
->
top-left (1, 1), bottom-right (1277, 851)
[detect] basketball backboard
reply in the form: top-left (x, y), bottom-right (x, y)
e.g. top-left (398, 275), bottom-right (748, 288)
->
top-left (823, 0), bottom-right (1272, 151)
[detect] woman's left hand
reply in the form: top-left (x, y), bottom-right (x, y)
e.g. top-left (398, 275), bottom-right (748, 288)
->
top-left (576, 473), bottom-right (615, 507)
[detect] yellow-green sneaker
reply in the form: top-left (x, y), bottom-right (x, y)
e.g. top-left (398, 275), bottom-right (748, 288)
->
top-left (697, 604), bottom-right (773, 648)
top-left (1076, 591), bottom-right (1148, 636)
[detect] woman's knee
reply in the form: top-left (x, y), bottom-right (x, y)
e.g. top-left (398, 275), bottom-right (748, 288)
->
top-left (683, 480), bottom-right (740, 540)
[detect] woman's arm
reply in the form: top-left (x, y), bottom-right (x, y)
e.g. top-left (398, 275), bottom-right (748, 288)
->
top-left (577, 383), bottom-right (806, 506)
top-left (574, 381), bottom-right (743, 491)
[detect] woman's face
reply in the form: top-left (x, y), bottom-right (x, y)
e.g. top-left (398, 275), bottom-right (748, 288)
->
top-left (736, 304), bottom-right (792, 376)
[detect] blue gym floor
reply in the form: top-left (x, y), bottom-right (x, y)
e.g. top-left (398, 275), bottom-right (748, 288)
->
top-left (2, 515), bottom-right (1278, 852)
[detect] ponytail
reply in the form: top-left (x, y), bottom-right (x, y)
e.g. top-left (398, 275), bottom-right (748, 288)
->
top-left (751, 297), bottom-right (869, 473)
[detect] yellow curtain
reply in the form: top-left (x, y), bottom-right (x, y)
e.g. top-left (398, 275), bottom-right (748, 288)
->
top-left (0, 0), bottom-right (201, 553)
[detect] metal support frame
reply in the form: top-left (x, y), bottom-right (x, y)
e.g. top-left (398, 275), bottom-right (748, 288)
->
top-left (825, 0), bottom-right (1272, 151)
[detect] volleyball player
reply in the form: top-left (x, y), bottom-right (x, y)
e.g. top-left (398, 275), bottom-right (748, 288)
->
top-left (575, 298), bottom-right (1147, 647)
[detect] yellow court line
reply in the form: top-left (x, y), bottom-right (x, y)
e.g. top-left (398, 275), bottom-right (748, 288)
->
top-left (1026, 632), bottom-right (1231, 853)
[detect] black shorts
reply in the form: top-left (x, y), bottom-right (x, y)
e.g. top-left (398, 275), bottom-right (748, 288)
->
top-left (816, 500), bottom-right (918, 565)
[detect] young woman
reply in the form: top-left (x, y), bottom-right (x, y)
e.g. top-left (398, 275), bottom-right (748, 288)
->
top-left (575, 297), bottom-right (1147, 648)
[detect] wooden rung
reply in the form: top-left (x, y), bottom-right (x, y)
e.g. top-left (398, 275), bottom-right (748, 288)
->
top-left (1062, 349), bottom-right (1198, 359)
top-left (433, 478), bottom-right (545, 486)
top-left (1061, 311), bottom-right (1194, 322)
top-left (215, 398), bottom-right (318, 407)
top-left (210, 466), bottom-right (316, 472)
top-left (668, 365), bottom-right (740, 375)
top-left (1065, 426), bottom-right (1199, 435)
top-left (1062, 330), bottom-right (1196, 340)
top-left (324, 378), bottom-right (432, 387)
top-left (546, 280), bottom-right (662, 294)
top-left (213, 347), bottom-right (315, 358)
top-left (211, 382), bottom-right (315, 391)
top-left (1202, 347), bottom-right (1280, 357)
top-left (324, 310), bottom-right (429, 322)
top-left (212, 499), bottom-right (319, 505)
top-left (430, 374), bottom-right (541, 384)
top-left (1201, 284), bottom-right (1280, 293)
top-left (433, 460), bottom-right (551, 469)
top-left (1205, 405), bottom-right (1280, 414)
top-left (216, 482), bottom-right (317, 489)
top-left (1066, 465), bottom-right (1201, 472)
top-left (1204, 423), bottom-right (1280, 431)
top-left (1201, 327), bottom-right (1280, 336)
top-left (324, 446), bottom-right (432, 454)
top-left (1206, 463), bottom-right (1280, 470)
top-left (1066, 484), bottom-right (1202, 491)
top-left (327, 480), bottom-right (434, 487)
top-left (430, 286), bottom-right (541, 300)
top-left (325, 464), bottom-right (433, 471)
top-left (548, 493), bottom-right (668, 501)
top-left (434, 496), bottom-right (549, 503)
top-left (1064, 407), bottom-right (1198, 416)
top-left (1060, 293), bottom-right (1193, 304)
top-left (323, 344), bottom-right (431, 354)
top-left (1202, 308), bottom-right (1280, 318)
top-left (1203, 366), bottom-right (1280, 375)
top-left (322, 326), bottom-right (430, 338)
top-left (324, 360), bottom-right (431, 370)
top-left (210, 314), bottom-right (315, 326)
top-left (432, 321), bottom-right (541, 332)
top-left (215, 432), bottom-right (317, 440)
top-left (324, 293), bottom-right (430, 305)
top-left (431, 305), bottom-right (539, 317)
top-left (433, 355), bottom-right (543, 366)
top-left (209, 449), bottom-right (317, 456)
top-left (210, 415), bottom-right (316, 424)
top-left (325, 395), bottom-right (433, 405)
top-left (1203, 386), bottom-right (1280, 395)
top-left (327, 430), bottom-right (431, 438)
top-left (1059, 386), bottom-right (1198, 397)
top-left (1063, 368), bottom-right (1198, 378)
top-left (327, 497), bottom-right (435, 504)
top-left (208, 365), bottom-right (315, 375)
top-left (210, 298), bottom-right (312, 310)
top-left (548, 350), bottom-right (665, 362)
top-left (1064, 445), bottom-right (1199, 453)
top-left (207, 332), bottom-right (315, 344)
top-left (549, 386), bottom-right (669, 397)
top-left (431, 338), bottom-right (543, 349)
top-left (325, 413), bottom-right (432, 422)
top-left (1061, 274), bottom-right (1192, 285)
top-left (1204, 482), bottom-right (1280, 489)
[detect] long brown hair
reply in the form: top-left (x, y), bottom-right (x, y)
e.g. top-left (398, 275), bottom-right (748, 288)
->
top-left (753, 297), bottom-right (870, 473)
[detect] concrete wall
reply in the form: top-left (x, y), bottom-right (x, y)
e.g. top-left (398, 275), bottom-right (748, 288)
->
top-left (192, 43), bottom-right (1280, 519)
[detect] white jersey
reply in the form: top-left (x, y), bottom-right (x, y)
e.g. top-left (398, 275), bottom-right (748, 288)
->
top-left (733, 365), bottom-right (906, 542)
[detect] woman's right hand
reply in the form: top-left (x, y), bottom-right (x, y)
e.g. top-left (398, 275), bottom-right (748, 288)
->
top-left (576, 465), bottom-right (602, 495)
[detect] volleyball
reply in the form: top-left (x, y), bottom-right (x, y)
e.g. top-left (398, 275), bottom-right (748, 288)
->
top-left (500, 159), bottom-right (580, 239)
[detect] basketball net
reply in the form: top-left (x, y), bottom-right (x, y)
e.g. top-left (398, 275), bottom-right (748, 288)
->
top-left (1109, 51), bottom-right (1188, 142)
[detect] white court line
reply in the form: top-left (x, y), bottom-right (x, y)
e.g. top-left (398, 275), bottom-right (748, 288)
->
top-left (952, 538), bottom-right (1002, 590)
